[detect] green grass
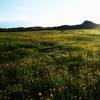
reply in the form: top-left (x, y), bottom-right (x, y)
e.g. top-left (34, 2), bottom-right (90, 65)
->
top-left (0, 29), bottom-right (100, 100)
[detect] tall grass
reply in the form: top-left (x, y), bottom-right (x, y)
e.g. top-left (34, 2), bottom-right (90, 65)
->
top-left (0, 29), bottom-right (100, 100)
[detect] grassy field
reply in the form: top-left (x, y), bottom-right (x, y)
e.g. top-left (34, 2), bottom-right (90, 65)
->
top-left (0, 29), bottom-right (100, 100)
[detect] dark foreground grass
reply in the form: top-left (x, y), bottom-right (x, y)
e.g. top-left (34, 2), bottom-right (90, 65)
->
top-left (0, 29), bottom-right (100, 100)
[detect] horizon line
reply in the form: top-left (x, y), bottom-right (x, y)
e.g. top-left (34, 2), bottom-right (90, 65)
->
top-left (0, 20), bottom-right (99, 29)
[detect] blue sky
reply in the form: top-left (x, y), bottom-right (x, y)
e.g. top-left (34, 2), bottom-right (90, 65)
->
top-left (0, 0), bottom-right (100, 28)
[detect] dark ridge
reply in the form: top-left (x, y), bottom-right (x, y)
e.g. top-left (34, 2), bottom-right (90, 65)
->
top-left (0, 20), bottom-right (100, 32)
top-left (81, 21), bottom-right (99, 28)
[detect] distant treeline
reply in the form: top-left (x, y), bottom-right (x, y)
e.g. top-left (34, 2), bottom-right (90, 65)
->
top-left (0, 21), bottom-right (99, 32)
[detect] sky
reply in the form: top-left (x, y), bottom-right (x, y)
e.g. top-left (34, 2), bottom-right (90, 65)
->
top-left (0, 0), bottom-right (100, 28)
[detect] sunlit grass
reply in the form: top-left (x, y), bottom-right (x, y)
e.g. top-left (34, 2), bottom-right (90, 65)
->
top-left (0, 29), bottom-right (100, 100)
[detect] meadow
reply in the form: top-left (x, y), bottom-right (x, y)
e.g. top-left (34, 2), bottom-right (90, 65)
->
top-left (0, 29), bottom-right (100, 100)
